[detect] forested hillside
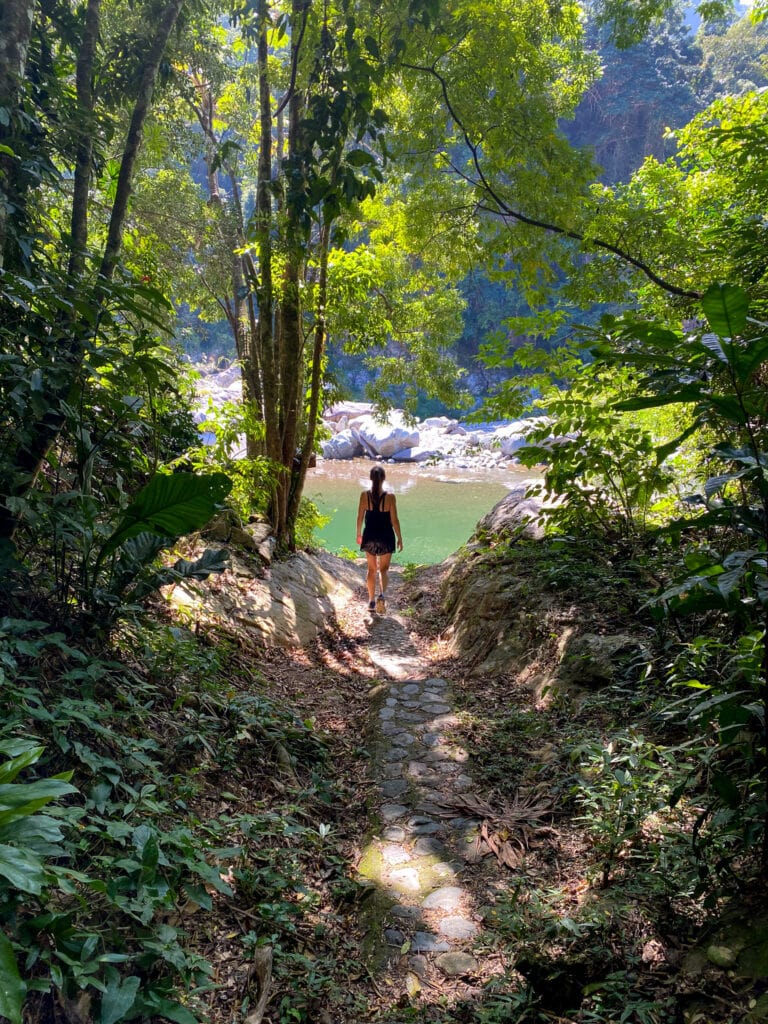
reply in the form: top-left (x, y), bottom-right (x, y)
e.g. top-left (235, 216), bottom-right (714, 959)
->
top-left (5, 0), bottom-right (768, 1021)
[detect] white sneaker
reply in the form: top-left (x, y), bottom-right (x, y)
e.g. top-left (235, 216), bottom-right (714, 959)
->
top-left (375, 594), bottom-right (386, 615)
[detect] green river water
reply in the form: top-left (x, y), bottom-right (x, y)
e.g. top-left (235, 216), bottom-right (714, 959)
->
top-left (304, 459), bottom-right (534, 565)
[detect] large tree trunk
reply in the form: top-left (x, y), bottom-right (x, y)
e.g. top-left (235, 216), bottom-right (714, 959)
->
top-left (272, 0), bottom-right (309, 546)
top-left (68, 0), bottom-right (101, 281)
top-left (286, 220), bottom-right (331, 539)
top-left (0, 0), bottom-right (36, 269)
top-left (255, 0), bottom-right (281, 526)
top-left (190, 74), bottom-right (263, 452)
top-left (99, 0), bottom-right (184, 282)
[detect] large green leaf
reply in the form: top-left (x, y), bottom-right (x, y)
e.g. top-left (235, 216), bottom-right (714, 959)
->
top-left (143, 998), bottom-right (198, 1024)
top-left (0, 932), bottom-right (25, 1024)
top-left (0, 778), bottom-right (77, 816)
top-left (100, 975), bottom-right (140, 1024)
top-left (165, 548), bottom-right (229, 583)
top-left (701, 283), bottom-right (749, 339)
top-left (704, 468), bottom-right (754, 498)
top-left (0, 843), bottom-right (46, 894)
top-left (100, 473), bottom-right (232, 559)
top-left (0, 745), bottom-right (44, 785)
top-left (734, 335), bottom-right (768, 382)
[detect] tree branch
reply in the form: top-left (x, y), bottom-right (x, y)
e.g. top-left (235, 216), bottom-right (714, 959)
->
top-left (275, 0), bottom-right (310, 117)
top-left (403, 60), bottom-right (702, 301)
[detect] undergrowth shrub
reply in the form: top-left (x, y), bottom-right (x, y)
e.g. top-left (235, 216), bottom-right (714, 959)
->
top-left (0, 615), bottom-right (341, 1024)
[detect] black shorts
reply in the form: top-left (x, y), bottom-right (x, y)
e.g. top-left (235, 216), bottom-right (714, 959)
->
top-left (361, 539), bottom-right (395, 555)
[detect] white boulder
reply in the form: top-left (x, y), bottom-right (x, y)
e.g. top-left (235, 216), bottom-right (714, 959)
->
top-left (321, 430), bottom-right (364, 460)
top-left (351, 414), bottom-right (420, 459)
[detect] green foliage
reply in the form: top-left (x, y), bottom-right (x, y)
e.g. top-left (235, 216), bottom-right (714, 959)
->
top-left (609, 284), bottom-right (768, 612)
top-left (587, 281), bottom-right (768, 863)
top-left (0, 614), bottom-right (342, 1024)
top-left (0, 739), bottom-right (77, 1024)
top-left (293, 498), bottom-right (330, 551)
top-left (508, 348), bottom-right (681, 538)
top-left (186, 399), bottom-right (274, 522)
top-left (661, 631), bottom-right (767, 882)
top-left (325, 189), bottom-right (471, 416)
top-left (6, 467), bottom-right (232, 623)
top-left (590, 0), bottom-right (732, 49)
top-left (335, 546), bottom-right (360, 561)
top-left (566, 4), bottom-right (706, 184)
top-left (570, 731), bottom-right (679, 887)
top-left (0, 258), bottom-right (218, 621)
top-left (700, 12), bottom-right (768, 99)
top-left (100, 472), bottom-right (232, 559)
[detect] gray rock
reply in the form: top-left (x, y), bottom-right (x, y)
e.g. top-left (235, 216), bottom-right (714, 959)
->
top-left (381, 844), bottom-right (411, 866)
top-left (409, 820), bottom-right (441, 836)
top-left (556, 632), bottom-right (652, 691)
top-left (413, 820), bottom-right (442, 834)
top-left (351, 414), bottom-right (419, 459)
top-left (411, 932), bottom-right (451, 953)
top-left (385, 928), bottom-right (406, 946)
top-left (383, 826), bottom-right (406, 842)
top-left (390, 905), bottom-right (422, 920)
top-left (384, 747), bottom-right (410, 762)
top-left (408, 955), bottom-right (429, 977)
top-left (476, 483), bottom-right (548, 541)
top-left (439, 916), bottom-right (478, 940)
top-left (381, 803), bottom-right (408, 822)
top-left (436, 952), bottom-right (478, 977)
top-left (386, 867), bottom-right (422, 892)
top-left (422, 886), bottom-right (465, 911)
top-left (423, 677), bottom-right (448, 690)
top-left (414, 838), bottom-right (448, 857)
top-left (392, 447), bottom-right (442, 463)
top-left (382, 779), bottom-right (409, 798)
top-left (421, 691), bottom-right (448, 703)
top-left (392, 732), bottom-right (417, 747)
top-left (415, 801), bottom-right (444, 817)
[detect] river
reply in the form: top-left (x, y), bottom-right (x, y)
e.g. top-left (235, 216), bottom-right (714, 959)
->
top-left (304, 459), bottom-right (534, 565)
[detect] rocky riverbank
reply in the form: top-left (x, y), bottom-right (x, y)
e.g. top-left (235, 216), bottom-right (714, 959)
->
top-left (193, 365), bottom-right (539, 471)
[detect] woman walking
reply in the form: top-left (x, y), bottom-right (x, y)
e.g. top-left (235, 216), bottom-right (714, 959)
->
top-left (356, 465), bottom-right (403, 614)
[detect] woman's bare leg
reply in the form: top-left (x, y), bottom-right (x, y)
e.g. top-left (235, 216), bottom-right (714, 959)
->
top-left (377, 553), bottom-right (392, 596)
top-left (366, 553), bottom-right (377, 602)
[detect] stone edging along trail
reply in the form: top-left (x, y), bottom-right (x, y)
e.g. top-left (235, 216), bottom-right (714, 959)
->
top-left (356, 576), bottom-right (484, 1002)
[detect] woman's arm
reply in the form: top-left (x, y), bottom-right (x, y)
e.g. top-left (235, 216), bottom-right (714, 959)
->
top-left (356, 492), bottom-right (366, 545)
top-left (388, 495), bottom-right (403, 551)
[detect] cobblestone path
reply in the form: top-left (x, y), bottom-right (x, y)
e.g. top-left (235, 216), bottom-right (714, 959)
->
top-left (357, 594), bottom-right (483, 997)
